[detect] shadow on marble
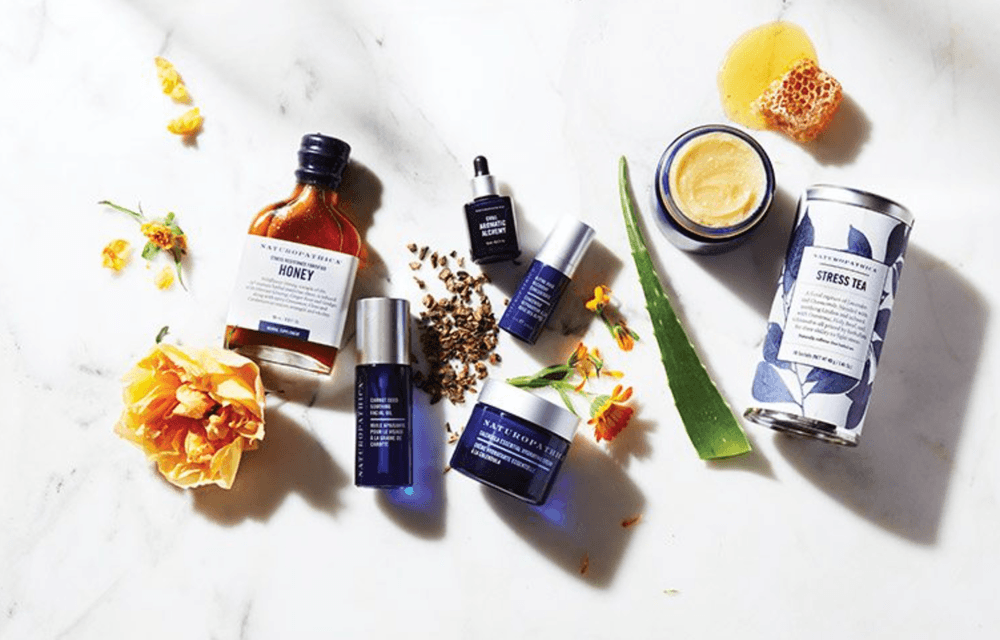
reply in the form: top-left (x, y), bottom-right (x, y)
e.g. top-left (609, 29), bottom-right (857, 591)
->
top-left (705, 427), bottom-right (777, 479)
top-left (805, 95), bottom-right (871, 166)
top-left (482, 437), bottom-right (645, 588)
top-left (774, 244), bottom-right (987, 544)
top-left (479, 196), bottom-right (545, 301)
top-left (192, 410), bottom-right (349, 525)
top-left (689, 185), bottom-right (799, 319)
top-left (339, 160), bottom-right (383, 241)
top-left (377, 392), bottom-right (447, 539)
top-left (605, 408), bottom-right (656, 469)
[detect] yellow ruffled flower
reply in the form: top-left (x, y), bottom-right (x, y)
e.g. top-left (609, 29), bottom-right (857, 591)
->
top-left (167, 107), bottom-right (203, 136)
top-left (154, 56), bottom-right (191, 103)
top-left (101, 239), bottom-right (131, 271)
top-left (114, 344), bottom-right (266, 489)
top-left (154, 265), bottom-right (175, 290)
top-left (585, 285), bottom-right (612, 313)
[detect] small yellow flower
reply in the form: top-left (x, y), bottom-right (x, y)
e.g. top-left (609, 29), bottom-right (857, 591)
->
top-left (154, 56), bottom-right (191, 103)
top-left (612, 322), bottom-right (637, 352)
top-left (589, 385), bottom-right (635, 442)
top-left (567, 342), bottom-right (622, 390)
top-left (154, 265), bottom-right (175, 290)
top-left (141, 221), bottom-right (185, 252)
top-left (585, 285), bottom-right (612, 313)
top-left (101, 239), bottom-right (131, 272)
top-left (167, 107), bottom-right (203, 136)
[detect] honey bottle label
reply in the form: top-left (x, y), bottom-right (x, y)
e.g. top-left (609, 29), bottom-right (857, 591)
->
top-left (226, 236), bottom-right (358, 348)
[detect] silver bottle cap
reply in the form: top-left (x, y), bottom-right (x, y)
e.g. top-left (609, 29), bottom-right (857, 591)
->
top-left (534, 216), bottom-right (595, 278)
top-left (477, 379), bottom-right (579, 442)
top-left (356, 298), bottom-right (410, 366)
top-left (472, 174), bottom-right (498, 199)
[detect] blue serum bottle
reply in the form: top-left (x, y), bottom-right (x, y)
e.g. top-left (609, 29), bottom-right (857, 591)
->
top-left (355, 298), bottom-right (412, 488)
top-left (464, 156), bottom-right (521, 264)
top-left (499, 217), bottom-right (595, 344)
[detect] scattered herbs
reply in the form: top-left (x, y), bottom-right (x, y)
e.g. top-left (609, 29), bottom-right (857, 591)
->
top-left (617, 156), bottom-right (751, 459)
top-left (410, 245), bottom-right (500, 404)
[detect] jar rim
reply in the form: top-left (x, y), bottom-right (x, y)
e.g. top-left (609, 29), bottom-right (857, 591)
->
top-left (655, 124), bottom-right (775, 240)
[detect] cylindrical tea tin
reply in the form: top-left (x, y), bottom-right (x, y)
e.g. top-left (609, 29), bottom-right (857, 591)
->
top-left (744, 185), bottom-right (913, 446)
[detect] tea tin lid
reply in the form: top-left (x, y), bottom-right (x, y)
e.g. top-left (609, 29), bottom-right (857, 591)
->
top-left (477, 379), bottom-right (579, 441)
top-left (807, 184), bottom-right (913, 227)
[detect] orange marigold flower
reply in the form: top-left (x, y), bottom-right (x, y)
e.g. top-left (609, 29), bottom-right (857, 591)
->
top-left (101, 239), bottom-right (131, 271)
top-left (589, 385), bottom-right (635, 442)
top-left (585, 285), bottom-right (612, 313)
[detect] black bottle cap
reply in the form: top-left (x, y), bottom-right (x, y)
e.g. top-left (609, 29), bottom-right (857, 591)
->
top-left (296, 133), bottom-right (351, 190)
top-left (471, 155), bottom-right (498, 198)
top-left (473, 155), bottom-right (490, 177)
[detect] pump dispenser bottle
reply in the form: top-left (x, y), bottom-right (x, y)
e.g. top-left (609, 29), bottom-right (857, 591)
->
top-left (499, 216), bottom-right (595, 344)
top-left (355, 298), bottom-right (413, 488)
top-left (464, 155), bottom-right (520, 264)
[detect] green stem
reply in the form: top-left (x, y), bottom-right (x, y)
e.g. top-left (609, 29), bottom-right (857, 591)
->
top-left (98, 200), bottom-right (145, 222)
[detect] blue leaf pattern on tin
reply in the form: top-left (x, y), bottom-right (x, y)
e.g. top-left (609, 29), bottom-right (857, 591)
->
top-left (847, 226), bottom-right (873, 259)
top-left (762, 323), bottom-right (792, 369)
top-left (752, 362), bottom-right (796, 404)
top-left (783, 213), bottom-right (814, 296)
top-left (873, 308), bottom-right (891, 340)
top-left (844, 359), bottom-right (873, 430)
top-left (884, 222), bottom-right (908, 266)
top-left (805, 368), bottom-right (858, 395)
top-left (872, 339), bottom-right (884, 363)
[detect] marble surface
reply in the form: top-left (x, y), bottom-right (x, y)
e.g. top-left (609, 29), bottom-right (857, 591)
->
top-left (2, 0), bottom-right (999, 637)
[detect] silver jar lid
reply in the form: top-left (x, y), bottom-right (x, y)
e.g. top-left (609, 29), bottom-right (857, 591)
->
top-left (356, 297), bottom-right (410, 366)
top-left (534, 216), bottom-right (595, 278)
top-left (476, 379), bottom-right (579, 441)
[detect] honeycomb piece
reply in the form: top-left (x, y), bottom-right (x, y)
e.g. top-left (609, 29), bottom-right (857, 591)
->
top-left (753, 59), bottom-right (842, 143)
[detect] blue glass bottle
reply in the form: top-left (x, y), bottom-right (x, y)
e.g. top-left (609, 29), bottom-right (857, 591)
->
top-left (499, 217), bottom-right (595, 344)
top-left (355, 298), bottom-right (412, 488)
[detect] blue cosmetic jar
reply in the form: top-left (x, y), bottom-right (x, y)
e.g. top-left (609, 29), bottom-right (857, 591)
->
top-left (651, 124), bottom-right (775, 254)
top-left (450, 379), bottom-right (579, 505)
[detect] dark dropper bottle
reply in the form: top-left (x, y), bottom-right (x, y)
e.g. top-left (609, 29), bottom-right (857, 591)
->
top-left (464, 156), bottom-right (520, 264)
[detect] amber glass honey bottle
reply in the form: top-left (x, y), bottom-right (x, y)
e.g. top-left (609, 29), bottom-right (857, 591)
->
top-left (224, 134), bottom-right (363, 374)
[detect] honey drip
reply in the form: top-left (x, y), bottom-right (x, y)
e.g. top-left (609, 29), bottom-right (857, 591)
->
top-left (718, 22), bottom-right (817, 129)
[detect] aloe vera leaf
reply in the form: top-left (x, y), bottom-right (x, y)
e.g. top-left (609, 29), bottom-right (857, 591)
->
top-left (617, 156), bottom-right (751, 459)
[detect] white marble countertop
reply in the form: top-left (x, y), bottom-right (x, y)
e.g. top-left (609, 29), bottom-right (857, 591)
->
top-left (2, 0), bottom-right (998, 638)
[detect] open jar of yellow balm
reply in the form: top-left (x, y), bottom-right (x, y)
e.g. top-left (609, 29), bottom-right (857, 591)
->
top-left (651, 124), bottom-right (775, 254)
